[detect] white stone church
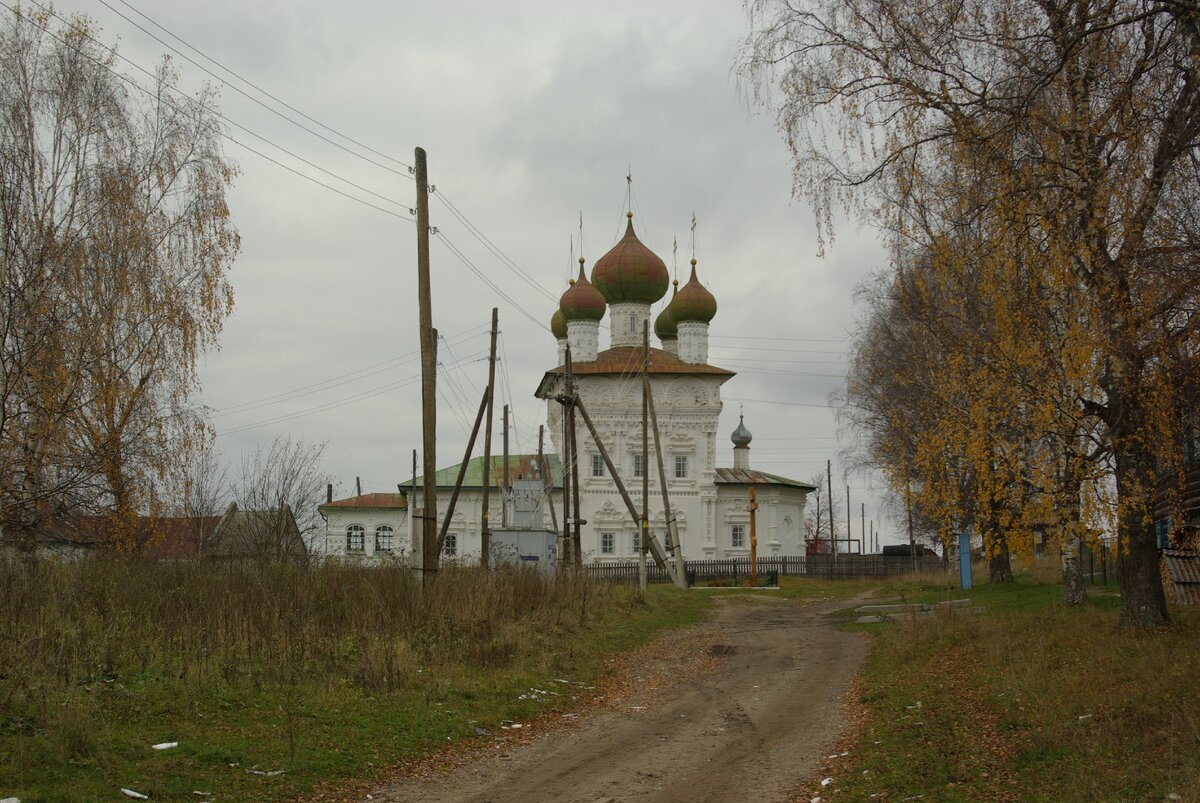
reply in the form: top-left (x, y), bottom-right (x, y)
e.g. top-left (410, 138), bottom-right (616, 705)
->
top-left (320, 211), bottom-right (815, 563)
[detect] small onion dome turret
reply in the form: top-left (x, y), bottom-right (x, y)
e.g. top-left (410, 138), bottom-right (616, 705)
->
top-left (559, 258), bottom-right (606, 321)
top-left (592, 212), bottom-right (669, 304)
top-left (671, 259), bottom-right (717, 323)
top-left (654, 281), bottom-right (679, 340)
top-left (550, 307), bottom-right (567, 340)
top-left (731, 414), bottom-right (752, 447)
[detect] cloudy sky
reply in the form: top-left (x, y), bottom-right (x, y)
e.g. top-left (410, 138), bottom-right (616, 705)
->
top-left (40, 0), bottom-right (899, 545)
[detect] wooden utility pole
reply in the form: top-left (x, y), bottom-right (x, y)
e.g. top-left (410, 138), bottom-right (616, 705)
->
top-left (862, 502), bottom-right (866, 556)
top-left (411, 449), bottom-right (419, 574)
top-left (639, 321), bottom-right (650, 594)
top-left (414, 147), bottom-right (438, 578)
top-left (748, 486), bottom-right (759, 586)
top-left (559, 345), bottom-right (574, 566)
top-left (356, 476), bottom-right (361, 497)
top-left (480, 307), bottom-right (498, 568)
top-left (847, 485), bottom-right (852, 555)
top-left (502, 404), bottom-right (510, 528)
top-left (827, 460), bottom-right (835, 556)
top-left (568, 349), bottom-right (582, 567)
top-left (647, 385), bottom-right (686, 588)
top-left (438, 389), bottom-right (489, 554)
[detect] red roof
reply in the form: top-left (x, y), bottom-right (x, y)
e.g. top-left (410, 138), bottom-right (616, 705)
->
top-left (320, 492), bottom-right (408, 510)
top-left (542, 346), bottom-right (735, 380)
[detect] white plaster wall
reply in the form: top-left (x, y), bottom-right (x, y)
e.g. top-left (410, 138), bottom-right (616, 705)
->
top-left (566, 320), bottom-right (599, 363)
top-left (323, 507), bottom-right (411, 562)
top-left (677, 321), bottom-right (709, 365)
top-left (608, 302), bottom-right (652, 348)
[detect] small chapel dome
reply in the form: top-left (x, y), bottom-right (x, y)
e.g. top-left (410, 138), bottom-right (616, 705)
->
top-left (550, 307), bottom-right (567, 340)
top-left (591, 212), bottom-right (670, 304)
top-left (731, 414), bottom-right (752, 447)
top-left (654, 282), bottom-right (679, 341)
top-left (672, 259), bottom-right (717, 323)
top-left (559, 259), bottom-right (607, 322)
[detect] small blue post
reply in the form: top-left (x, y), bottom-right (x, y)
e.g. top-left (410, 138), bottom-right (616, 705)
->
top-left (958, 532), bottom-right (973, 589)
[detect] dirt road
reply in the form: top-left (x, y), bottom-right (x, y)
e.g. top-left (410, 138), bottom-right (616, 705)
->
top-left (373, 594), bottom-right (868, 803)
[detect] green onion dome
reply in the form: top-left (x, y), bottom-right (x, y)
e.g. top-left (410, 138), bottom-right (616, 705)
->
top-left (559, 259), bottom-right (607, 322)
top-left (591, 212), bottom-right (669, 304)
top-left (671, 260), bottom-right (717, 323)
top-left (551, 307), bottom-right (567, 339)
top-left (654, 282), bottom-right (679, 340)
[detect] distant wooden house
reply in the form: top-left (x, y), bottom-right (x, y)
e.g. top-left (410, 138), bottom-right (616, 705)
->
top-left (13, 502), bottom-right (307, 562)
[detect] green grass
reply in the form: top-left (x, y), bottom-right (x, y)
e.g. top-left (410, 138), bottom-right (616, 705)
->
top-left (815, 562), bottom-right (1200, 802)
top-left (0, 559), bottom-right (712, 802)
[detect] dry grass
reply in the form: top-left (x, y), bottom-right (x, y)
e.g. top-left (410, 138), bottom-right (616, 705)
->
top-left (0, 555), bottom-right (705, 801)
top-left (822, 573), bottom-right (1200, 802)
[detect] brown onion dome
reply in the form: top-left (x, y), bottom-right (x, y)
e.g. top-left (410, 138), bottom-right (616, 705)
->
top-left (591, 213), bottom-right (669, 304)
top-left (550, 307), bottom-right (567, 339)
top-left (654, 282), bottom-right (679, 340)
top-left (559, 259), bottom-right (607, 322)
top-left (671, 260), bottom-right (717, 323)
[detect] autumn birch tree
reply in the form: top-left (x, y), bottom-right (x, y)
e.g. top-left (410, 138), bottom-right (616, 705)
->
top-left (0, 8), bottom-right (238, 548)
top-left (743, 0), bottom-right (1200, 628)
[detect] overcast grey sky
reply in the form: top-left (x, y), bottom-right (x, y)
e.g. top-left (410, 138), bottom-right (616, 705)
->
top-left (44, 0), bottom-right (901, 545)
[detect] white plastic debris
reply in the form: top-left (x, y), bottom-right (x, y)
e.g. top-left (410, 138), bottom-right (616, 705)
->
top-left (1, 797), bottom-right (21, 803)
top-left (246, 769), bottom-right (286, 777)
top-left (821, 777), bottom-right (834, 787)
top-left (1077, 714), bottom-right (1093, 722)
top-left (121, 790), bottom-right (150, 800)
top-left (152, 742), bottom-right (178, 750)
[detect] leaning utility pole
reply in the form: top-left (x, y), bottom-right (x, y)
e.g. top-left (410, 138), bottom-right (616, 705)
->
top-left (749, 486), bottom-right (759, 586)
top-left (414, 147), bottom-right (438, 578)
top-left (538, 424), bottom-right (559, 534)
top-left (480, 307), bottom-right (498, 568)
top-left (438, 388), bottom-right (489, 554)
top-left (647, 379), bottom-right (686, 588)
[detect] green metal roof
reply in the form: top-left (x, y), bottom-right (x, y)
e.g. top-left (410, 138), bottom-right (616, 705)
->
top-left (399, 454), bottom-right (563, 491)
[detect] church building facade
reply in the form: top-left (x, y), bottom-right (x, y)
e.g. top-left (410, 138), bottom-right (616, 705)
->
top-left (322, 210), bottom-right (815, 564)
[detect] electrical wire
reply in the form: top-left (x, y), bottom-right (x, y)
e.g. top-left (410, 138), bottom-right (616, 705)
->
top-left (98, 0), bottom-right (414, 178)
top-left (434, 191), bottom-right (560, 305)
top-left (11, 2), bottom-right (413, 222)
top-left (434, 231), bottom-right (549, 329)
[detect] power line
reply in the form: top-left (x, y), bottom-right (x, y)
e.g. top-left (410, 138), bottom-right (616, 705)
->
top-left (434, 231), bottom-right (549, 330)
top-left (12, 2), bottom-right (413, 222)
top-left (434, 191), bottom-right (560, 305)
top-left (97, 0), bottom-right (414, 178)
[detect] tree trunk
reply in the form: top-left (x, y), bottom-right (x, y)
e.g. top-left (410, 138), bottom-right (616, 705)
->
top-left (985, 502), bottom-right (1012, 583)
top-left (1061, 533), bottom-right (1086, 606)
top-left (1111, 413), bottom-right (1170, 629)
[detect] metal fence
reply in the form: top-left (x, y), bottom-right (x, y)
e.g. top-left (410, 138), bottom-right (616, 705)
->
top-left (582, 554), bottom-right (944, 585)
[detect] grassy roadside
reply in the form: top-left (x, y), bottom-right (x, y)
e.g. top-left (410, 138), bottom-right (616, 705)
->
top-left (0, 559), bottom-right (712, 802)
top-left (808, 563), bottom-right (1200, 802)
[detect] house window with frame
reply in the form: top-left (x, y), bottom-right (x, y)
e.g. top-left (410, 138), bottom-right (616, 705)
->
top-left (674, 455), bottom-right (688, 479)
top-left (591, 453), bottom-right (605, 477)
top-left (731, 524), bottom-right (746, 549)
top-left (375, 525), bottom-right (393, 553)
top-left (628, 312), bottom-right (637, 332)
top-left (346, 524), bottom-right (365, 552)
top-left (443, 532), bottom-right (458, 557)
top-left (600, 532), bottom-right (615, 555)
top-left (633, 453), bottom-right (645, 478)
top-left (631, 530), bottom-right (641, 553)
